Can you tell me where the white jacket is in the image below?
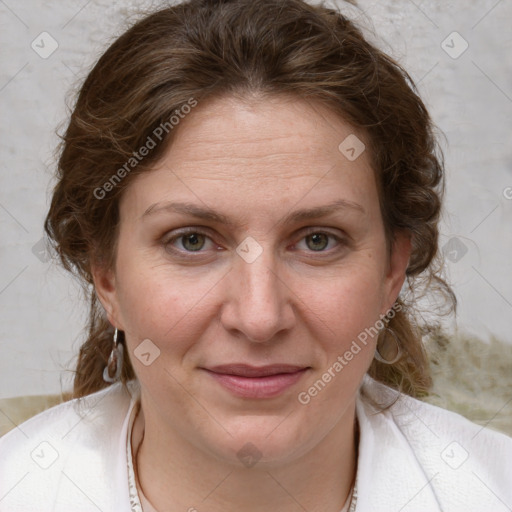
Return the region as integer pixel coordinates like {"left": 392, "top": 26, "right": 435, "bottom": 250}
{"left": 0, "top": 375, "right": 510, "bottom": 511}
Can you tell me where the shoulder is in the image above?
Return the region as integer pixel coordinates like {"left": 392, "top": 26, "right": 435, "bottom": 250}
{"left": 0, "top": 381, "right": 139, "bottom": 511}
{"left": 356, "top": 375, "right": 512, "bottom": 511}
{"left": 361, "top": 375, "right": 512, "bottom": 453}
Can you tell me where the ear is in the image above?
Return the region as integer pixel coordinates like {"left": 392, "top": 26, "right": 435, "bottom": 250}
{"left": 91, "top": 262, "right": 124, "bottom": 330}
{"left": 382, "top": 229, "right": 412, "bottom": 312}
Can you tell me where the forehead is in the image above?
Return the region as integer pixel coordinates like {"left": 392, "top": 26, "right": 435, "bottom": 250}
{"left": 167, "top": 94, "right": 366, "bottom": 169}
{"left": 120, "top": 94, "right": 378, "bottom": 222}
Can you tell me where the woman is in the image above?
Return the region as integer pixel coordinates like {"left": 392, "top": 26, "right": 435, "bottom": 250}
{"left": 0, "top": 0, "right": 510, "bottom": 510}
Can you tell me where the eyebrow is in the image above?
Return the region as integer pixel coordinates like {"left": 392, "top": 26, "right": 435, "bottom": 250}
{"left": 140, "top": 199, "right": 365, "bottom": 226}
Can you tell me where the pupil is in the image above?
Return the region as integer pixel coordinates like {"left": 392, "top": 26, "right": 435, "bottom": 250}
{"left": 309, "top": 233, "right": 327, "bottom": 251}
{"left": 184, "top": 233, "right": 203, "bottom": 251}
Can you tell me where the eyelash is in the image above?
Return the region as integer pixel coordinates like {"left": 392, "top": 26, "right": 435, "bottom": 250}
{"left": 161, "top": 227, "right": 347, "bottom": 258}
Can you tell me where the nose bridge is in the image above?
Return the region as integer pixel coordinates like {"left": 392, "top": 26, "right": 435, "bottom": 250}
{"left": 226, "top": 236, "right": 292, "bottom": 342}
{"left": 240, "top": 247, "right": 278, "bottom": 302}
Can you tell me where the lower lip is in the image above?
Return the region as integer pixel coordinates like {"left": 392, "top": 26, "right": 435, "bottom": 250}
{"left": 203, "top": 369, "right": 308, "bottom": 398}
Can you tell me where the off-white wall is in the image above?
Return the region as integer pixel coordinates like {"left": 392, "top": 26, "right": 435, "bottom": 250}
{"left": 1, "top": 0, "right": 511, "bottom": 398}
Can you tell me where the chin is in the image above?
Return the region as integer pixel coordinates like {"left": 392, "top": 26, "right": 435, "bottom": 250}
{"left": 200, "top": 415, "right": 320, "bottom": 469}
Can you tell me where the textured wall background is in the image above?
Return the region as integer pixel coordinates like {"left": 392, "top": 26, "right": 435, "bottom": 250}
{"left": 1, "top": 0, "right": 511, "bottom": 398}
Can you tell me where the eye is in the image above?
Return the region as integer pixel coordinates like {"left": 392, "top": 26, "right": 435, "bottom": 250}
{"left": 294, "top": 231, "right": 343, "bottom": 253}
{"left": 161, "top": 227, "right": 346, "bottom": 258}
{"left": 163, "top": 229, "right": 216, "bottom": 253}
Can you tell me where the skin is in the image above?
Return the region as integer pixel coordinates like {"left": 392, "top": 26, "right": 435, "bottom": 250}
{"left": 92, "top": 93, "right": 411, "bottom": 512}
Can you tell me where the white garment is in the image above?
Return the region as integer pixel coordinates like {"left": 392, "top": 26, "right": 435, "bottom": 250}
{"left": 0, "top": 375, "right": 510, "bottom": 511}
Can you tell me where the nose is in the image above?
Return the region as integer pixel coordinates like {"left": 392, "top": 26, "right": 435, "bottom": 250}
{"left": 220, "top": 245, "right": 295, "bottom": 343}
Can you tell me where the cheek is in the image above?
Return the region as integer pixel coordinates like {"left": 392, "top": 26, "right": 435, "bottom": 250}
{"left": 305, "top": 260, "right": 386, "bottom": 340}
{"left": 294, "top": 273, "right": 383, "bottom": 418}
{"left": 114, "top": 249, "right": 222, "bottom": 354}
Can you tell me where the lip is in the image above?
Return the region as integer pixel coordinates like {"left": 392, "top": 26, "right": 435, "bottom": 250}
{"left": 202, "top": 364, "right": 310, "bottom": 399}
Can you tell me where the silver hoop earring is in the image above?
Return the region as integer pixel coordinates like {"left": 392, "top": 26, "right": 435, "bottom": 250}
{"left": 374, "top": 326, "right": 402, "bottom": 365}
{"left": 103, "top": 327, "right": 124, "bottom": 383}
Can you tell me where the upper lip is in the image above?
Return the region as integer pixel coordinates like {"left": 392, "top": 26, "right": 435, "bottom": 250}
{"left": 204, "top": 364, "right": 309, "bottom": 377}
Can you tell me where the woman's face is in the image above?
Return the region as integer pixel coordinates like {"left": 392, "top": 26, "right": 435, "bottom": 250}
{"left": 93, "top": 94, "right": 410, "bottom": 466}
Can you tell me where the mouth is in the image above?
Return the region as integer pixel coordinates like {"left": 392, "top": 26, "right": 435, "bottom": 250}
{"left": 201, "top": 364, "right": 311, "bottom": 399}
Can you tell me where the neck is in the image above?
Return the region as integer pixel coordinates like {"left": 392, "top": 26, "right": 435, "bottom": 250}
{"left": 133, "top": 399, "right": 358, "bottom": 512}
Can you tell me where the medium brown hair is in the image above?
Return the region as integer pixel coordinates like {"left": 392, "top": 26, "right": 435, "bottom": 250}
{"left": 44, "top": 0, "right": 455, "bottom": 399}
